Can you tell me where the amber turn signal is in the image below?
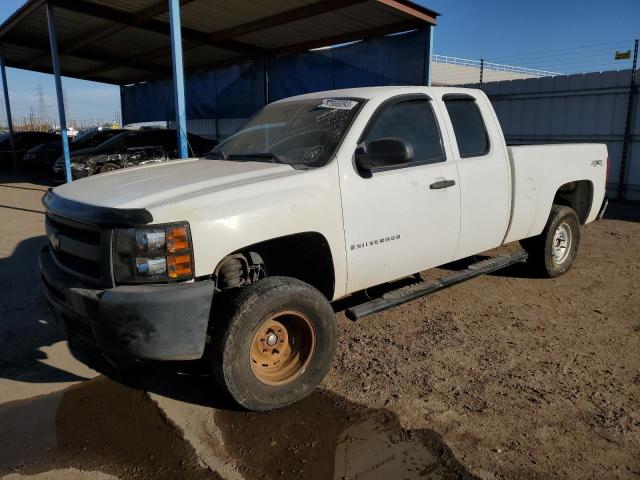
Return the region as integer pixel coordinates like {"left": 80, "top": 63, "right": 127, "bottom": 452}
{"left": 166, "top": 226, "right": 190, "bottom": 253}
{"left": 167, "top": 254, "right": 192, "bottom": 279}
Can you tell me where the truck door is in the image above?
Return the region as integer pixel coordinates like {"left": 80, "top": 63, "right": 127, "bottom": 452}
{"left": 337, "top": 95, "right": 461, "bottom": 294}
{"left": 438, "top": 93, "right": 511, "bottom": 260}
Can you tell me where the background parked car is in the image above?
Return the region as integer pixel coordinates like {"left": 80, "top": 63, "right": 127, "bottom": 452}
{"left": 22, "top": 129, "right": 124, "bottom": 175}
{"left": 0, "top": 131, "right": 60, "bottom": 170}
{"left": 52, "top": 129, "right": 217, "bottom": 182}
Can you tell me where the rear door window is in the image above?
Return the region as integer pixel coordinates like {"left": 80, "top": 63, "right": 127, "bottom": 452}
{"left": 444, "top": 98, "right": 490, "bottom": 158}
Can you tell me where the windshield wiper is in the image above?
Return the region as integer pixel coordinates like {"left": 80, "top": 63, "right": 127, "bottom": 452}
{"left": 227, "top": 152, "right": 284, "bottom": 164}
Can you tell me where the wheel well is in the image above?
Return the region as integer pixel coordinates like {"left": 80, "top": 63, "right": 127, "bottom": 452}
{"left": 553, "top": 180, "right": 593, "bottom": 224}
{"left": 214, "top": 232, "right": 335, "bottom": 300}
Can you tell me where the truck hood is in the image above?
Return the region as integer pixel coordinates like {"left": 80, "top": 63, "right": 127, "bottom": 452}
{"left": 52, "top": 158, "right": 296, "bottom": 209}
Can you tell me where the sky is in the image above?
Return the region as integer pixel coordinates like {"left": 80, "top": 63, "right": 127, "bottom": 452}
{"left": 0, "top": 0, "right": 638, "bottom": 126}
{"left": 0, "top": 0, "right": 120, "bottom": 127}
{"left": 421, "top": 0, "right": 640, "bottom": 73}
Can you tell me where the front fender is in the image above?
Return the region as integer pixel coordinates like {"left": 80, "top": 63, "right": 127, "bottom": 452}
{"left": 148, "top": 164, "right": 348, "bottom": 299}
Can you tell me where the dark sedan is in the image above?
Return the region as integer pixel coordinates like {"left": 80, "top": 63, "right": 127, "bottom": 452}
{"left": 23, "top": 129, "right": 124, "bottom": 175}
{"left": 52, "top": 129, "right": 217, "bottom": 182}
{"left": 0, "top": 131, "right": 60, "bottom": 170}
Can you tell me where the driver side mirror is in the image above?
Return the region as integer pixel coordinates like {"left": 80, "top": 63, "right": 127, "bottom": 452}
{"left": 355, "top": 137, "right": 413, "bottom": 177}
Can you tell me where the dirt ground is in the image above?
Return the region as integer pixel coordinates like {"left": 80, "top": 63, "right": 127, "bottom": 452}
{"left": 0, "top": 176, "right": 639, "bottom": 480}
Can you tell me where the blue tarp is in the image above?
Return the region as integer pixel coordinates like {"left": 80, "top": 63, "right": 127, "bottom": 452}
{"left": 121, "top": 28, "right": 430, "bottom": 124}
{"left": 121, "top": 61, "right": 265, "bottom": 124}
{"left": 269, "top": 29, "right": 430, "bottom": 101}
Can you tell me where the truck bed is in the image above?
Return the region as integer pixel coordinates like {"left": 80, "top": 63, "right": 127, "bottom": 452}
{"left": 503, "top": 143, "right": 608, "bottom": 244}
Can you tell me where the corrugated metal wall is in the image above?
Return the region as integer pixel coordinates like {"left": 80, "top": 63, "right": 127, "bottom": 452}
{"left": 468, "top": 69, "right": 639, "bottom": 200}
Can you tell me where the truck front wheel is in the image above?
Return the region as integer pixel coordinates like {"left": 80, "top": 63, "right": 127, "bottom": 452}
{"left": 211, "top": 276, "right": 336, "bottom": 411}
{"left": 521, "top": 205, "right": 581, "bottom": 277}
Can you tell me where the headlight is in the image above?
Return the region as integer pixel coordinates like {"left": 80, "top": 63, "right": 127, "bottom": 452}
{"left": 113, "top": 222, "right": 194, "bottom": 283}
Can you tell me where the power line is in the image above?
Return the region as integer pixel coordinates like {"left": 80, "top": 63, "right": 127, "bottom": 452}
{"left": 490, "top": 49, "right": 632, "bottom": 65}
{"left": 487, "top": 39, "right": 634, "bottom": 62}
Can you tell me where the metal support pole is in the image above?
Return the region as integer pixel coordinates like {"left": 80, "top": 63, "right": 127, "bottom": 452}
{"left": 480, "top": 58, "right": 484, "bottom": 85}
{"left": 168, "top": 0, "right": 188, "bottom": 158}
{"left": 0, "top": 54, "right": 17, "bottom": 172}
{"left": 617, "top": 37, "right": 639, "bottom": 200}
{"left": 46, "top": 3, "right": 72, "bottom": 183}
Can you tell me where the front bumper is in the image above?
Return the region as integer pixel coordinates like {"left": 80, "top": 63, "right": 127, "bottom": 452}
{"left": 40, "top": 246, "right": 214, "bottom": 361}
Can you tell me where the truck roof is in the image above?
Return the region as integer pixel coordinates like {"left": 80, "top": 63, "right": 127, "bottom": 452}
{"left": 275, "top": 86, "right": 480, "bottom": 102}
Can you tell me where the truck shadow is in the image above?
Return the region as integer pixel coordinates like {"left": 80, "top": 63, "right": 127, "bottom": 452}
{"left": 0, "top": 171, "right": 56, "bottom": 188}
{"left": 0, "top": 235, "right": 90, "bottom": 385}
{"left": 0, "top": 374, "right": 479, "bottom": 480}
{"left": 604, "top": 200, "right": 640, "bottom": 223}
{"left": 67, "top": 340, "right": 241, "bottom": 411}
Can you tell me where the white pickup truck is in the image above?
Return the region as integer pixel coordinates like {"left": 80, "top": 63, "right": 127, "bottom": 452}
{"left": 40, "top": 86, "right": 608, "bottom": 410}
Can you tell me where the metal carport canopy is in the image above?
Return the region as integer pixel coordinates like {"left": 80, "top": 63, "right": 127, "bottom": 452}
{"left": 0, "top": 0, "right": 438, "bottom": 86}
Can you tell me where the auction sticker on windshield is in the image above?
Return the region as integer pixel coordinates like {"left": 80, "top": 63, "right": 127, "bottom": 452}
{"left": 319, "top": 99, "right": 359, "bottom": 110}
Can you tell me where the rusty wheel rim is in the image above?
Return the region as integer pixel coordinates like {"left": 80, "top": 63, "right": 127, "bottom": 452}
{"left": 250, "top": 310, "right": 316, "bottom": 386}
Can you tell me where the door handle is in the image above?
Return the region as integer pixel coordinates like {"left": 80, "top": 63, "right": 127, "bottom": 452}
{"left": 429, "top": 179, "right": 456, "bottom": 189}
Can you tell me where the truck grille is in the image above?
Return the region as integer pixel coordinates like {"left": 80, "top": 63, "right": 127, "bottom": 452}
{"left": 45, "top": 215, "right": 114, "bottom": 287}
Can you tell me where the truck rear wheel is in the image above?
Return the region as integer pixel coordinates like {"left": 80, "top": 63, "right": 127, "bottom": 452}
{"left": 521, "top": 205, "right": 580, "bottom": 277}
{"left": 211, "top": 276, "right": 336, "bottom": 411}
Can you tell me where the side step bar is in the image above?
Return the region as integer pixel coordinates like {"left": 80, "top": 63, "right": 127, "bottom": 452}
{"left": 345, "top": 250, "right": 528, "bottom": 321}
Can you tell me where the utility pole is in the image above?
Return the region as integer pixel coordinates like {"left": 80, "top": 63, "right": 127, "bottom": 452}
{"left": 36, "top": 83, "right": 46, "bottom": 128}
{"left": 617, "top": 37, "right": 638, "bottom": 200}
{"left": 480, "top": 58, "right": 484, "bottom": 85}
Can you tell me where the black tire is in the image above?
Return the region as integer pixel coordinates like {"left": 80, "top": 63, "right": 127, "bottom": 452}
{"left": 211, "top": 276, "right": 336, "bottom": 411}
{"left": 521, "top": 205, "right": 581, "bottom": 278}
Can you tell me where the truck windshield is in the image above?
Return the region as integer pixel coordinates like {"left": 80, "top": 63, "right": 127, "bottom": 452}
{"left": 206, "top": 98, "right": 364, "bottom": 169}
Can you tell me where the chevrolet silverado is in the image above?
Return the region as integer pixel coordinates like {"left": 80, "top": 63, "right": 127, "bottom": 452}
{"left": 40, "top": 86, "right": 608, "bottom": 410}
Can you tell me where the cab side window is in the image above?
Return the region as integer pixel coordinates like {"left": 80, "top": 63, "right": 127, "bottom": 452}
{"left": 444, "top": 98, "right": 489, "bottom": 157}
{"left": 363, "top": 99, "right": 445, "bottom": 166}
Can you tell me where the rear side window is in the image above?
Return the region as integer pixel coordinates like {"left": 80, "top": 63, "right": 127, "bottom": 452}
{"left": 364, "top": 99, "right": 445, "bottom": 165}
{"left": 444, "top": 98, "right": 489, "bottom": 157}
